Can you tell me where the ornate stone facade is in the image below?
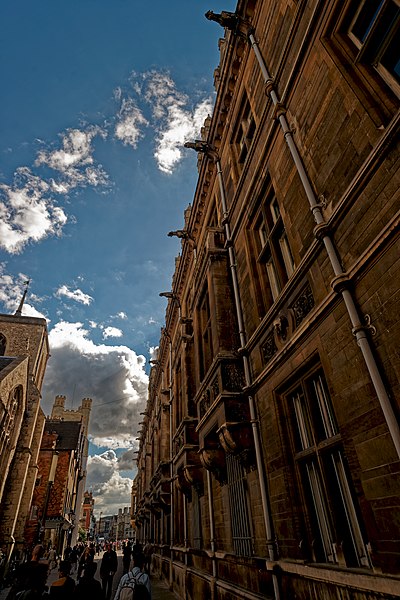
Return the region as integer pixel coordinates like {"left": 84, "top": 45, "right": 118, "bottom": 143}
{"left": 134, "top": 1, "right": 400, "bottom": 599}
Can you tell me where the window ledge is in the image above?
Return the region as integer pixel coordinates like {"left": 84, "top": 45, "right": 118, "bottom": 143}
{"left": 270, "top": 559, "right": 400, "bottom": 595}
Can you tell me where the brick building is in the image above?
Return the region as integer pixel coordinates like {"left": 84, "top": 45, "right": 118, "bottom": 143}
{"left": 80, "top": 490, "right": 95, "bottom": 539}
{"left": 134, "top": 1, "right": 400, "bottom": 599}
{"left": 49, "top": 394, "right": 92, "bottom": 546}
{"left": 24, "top": 415, "right": 85, "bottom": 554}
{"left": 0, "top": 310, "right": 49, "bottom": 571}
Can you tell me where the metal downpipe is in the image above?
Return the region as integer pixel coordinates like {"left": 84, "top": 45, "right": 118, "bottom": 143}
{"left": 216, "top": 161, "right": 281, "bottom": 600}
{"left": 207, "top": 470, "right": 217, "bottom": 579}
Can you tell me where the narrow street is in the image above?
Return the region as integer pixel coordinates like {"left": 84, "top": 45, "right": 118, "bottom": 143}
{"left": 0, "top": 550, "right": 176, "bottom": 600}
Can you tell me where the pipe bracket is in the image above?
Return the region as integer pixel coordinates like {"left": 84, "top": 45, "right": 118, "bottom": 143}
{"left": 273, "top": 101, "right": 287, "bottom": 120}
{"left": 352, "top": 314, "right": 377, "bottom": 337}
{"left": 330, "top": 272, "right": 351, "bottom": 294}
{"left": 313, "top": 221, "right": 330, "bottom": 241}
{"left": 264, "top": 78, "right": 275, "bottom": 95}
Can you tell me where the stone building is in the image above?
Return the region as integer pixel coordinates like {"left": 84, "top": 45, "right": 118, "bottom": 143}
{"left": 134, "top": 1, "right": 400, "bottom": 599}
{"left": 0, "top": 310, "right": 49, "bottom": 570}
{"left": 24, "top": 396, "right": 92, "bottom": 553}
{"left": 50, "top": 394, "right": 92, "bottom": 546}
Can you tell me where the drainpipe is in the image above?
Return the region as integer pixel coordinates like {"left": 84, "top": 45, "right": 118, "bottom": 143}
{"left": 184, "top": 141, "right": 280, "bottom": 600}
{"left": 205, "top": 11, "right": 400, "bottom": 460}
{"left": 162, "top": 328, "right": 174, "bottom": 588}
{"left": 183, "top": 494, "right": 188, "bottom": 567}
{"left": 207, "top": 471, "right": 217, "bottom": 579}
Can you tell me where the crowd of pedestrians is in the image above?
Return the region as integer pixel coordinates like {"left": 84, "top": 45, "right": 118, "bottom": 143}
{"left": 2, "top": 540, "right": 153, "bottom": 600}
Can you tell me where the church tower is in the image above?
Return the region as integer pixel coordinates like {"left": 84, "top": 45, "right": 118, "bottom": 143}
{"left": 0, "top": 290, "right": 50, "bottom": 569}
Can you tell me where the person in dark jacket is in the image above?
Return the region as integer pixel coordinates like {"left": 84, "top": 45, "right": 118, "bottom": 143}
{"left": 73, "top": 562, "right": 104, "bottom": 599}
{"left": 49, "top": 560, "right": 75, "bottom": 598}
{"left": 122, "top": 542, "right": 131, "bottom": 575}
{"left": 100, "top": 543, "right": 118, "bottom": 600}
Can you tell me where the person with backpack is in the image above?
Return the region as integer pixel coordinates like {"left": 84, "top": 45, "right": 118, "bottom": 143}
{"left": 113, "top": 553, "right": 150, "bottom": 600}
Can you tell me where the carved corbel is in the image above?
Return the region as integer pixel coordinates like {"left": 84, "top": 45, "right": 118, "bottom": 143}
{"left": 199, "top": 447, "right": 227, "bottom": 485}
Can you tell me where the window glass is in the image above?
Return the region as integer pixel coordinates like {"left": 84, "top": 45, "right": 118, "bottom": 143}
{"left": 286, "top": 369, "right": 370, "bottom": 567}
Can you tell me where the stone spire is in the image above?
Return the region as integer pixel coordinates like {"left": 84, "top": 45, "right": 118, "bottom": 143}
{"left": 14, "top": 280, "right": 30, "bottom": 316}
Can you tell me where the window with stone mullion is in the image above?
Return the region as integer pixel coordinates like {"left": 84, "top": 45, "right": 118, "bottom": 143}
{"left": 289, "top": 369, "right": 370, "bottom": 568}
{"left": 348, "top": 0, "right": 400, "bottom": 92}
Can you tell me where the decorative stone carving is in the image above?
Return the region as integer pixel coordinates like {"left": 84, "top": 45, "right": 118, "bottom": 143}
{"left": 183, "top": 464, "right": 204, "bottom": 497}
{"left": 217, "top": 421, "right": 256, "bottom": 470}
{"left": 262, "top": 330, "right": 277, "bottom": 364}
{"left": 199, "top": 390, "right": 211, "bottom": 419}
{"left": 290, "top": 282, "right": 315, "bottom": 327}
{"left": 199, "top": 447, "right": 227, "bottom": 485}
{"left": 222, "top": 363, "right": 245, "bottom": 392}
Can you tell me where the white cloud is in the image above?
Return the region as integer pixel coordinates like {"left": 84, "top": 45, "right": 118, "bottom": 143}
{"left": 42, "top": 321, "right": 148, "bottom": 448}
{"left": 0, "top": 168, "right": 67, "bottom": 254}
{"left": 110, "top": 311, "right": 127, "bottom": 320}
{"left": 56, "top": 285, "right": 94, "bottom": 305}
{"left": 89, "top": 320, "right": 98, "bottom": 328}
{"left": 35, "top": 126, "right": 109, "bottom": 192}
{"left": 115, "top": 98, "right": 148, "bottom": 148}
{"left": 102, "top": 326, "right": 123, "bottom": 339}
{"left": 87, "top": 450, "right": 133, "bottom": 516}
{"left": 139, "top": 71, "right": 213, "bottom": 174}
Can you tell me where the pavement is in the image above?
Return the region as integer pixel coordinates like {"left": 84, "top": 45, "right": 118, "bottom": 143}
{"left": 0, "top": 550, "right": 176, "bottom": 600}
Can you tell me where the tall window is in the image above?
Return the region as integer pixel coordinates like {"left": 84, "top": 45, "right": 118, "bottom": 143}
{"left": 231, "top": 94, "right": 256, "bottom": 178}
{"left": 226, "top": 454, "right": 253, "bottom": 556}
{"left": 286, "top": 368, "right": 370, "bottom": 568}
{"left": 250, "top": 179, "right": 295, "bottom": 314}
{"left": 0, "top": 333, "right": 6, "bottom": 356}
{"left": 175, "top": 360, "right": 183, "bottom": 429}
{"left": 198, "top": 288, "right": 213, "bottom": 380}
{"left": 191, "top": 488, "right": 202, "bottom": 550}
{"left": 348, "top": 0, "right": 400, "bottom": 91}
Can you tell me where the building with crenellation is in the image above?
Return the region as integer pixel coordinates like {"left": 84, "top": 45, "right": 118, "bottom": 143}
{"left": 24, "top": 395, "right": 92, "bottom": 553}
{"left": 133, "top": 1, "right": 400, "bottom": 599}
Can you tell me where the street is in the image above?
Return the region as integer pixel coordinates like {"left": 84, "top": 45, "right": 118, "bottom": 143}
{"left": 1, "top": 550, "right": 176, "bottom": 600}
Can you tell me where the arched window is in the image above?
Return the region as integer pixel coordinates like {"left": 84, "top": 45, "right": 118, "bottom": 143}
{"left": 0, "top": 333, "right": 6, "bottom": 356}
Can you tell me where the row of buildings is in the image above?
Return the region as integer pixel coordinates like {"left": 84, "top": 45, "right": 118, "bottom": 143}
{"left": 133, "top": 0, "right": 400, "bottom": 599}
{"left": 0, "top": 309, "right": 92, "bottom": 573}
{"left": 95, "top": 507, "right": 135, "bottom": 543}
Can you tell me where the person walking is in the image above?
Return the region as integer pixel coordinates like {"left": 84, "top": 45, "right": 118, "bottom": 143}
{"left": 142, "top": 541, "right": 153, "bottom": 575}
{"left": 122, "top": 542, "right": 131, "bottom": 575}
{"left": 113, "top": 553, "right": 150, "bottom": 600}
{"left": 49, "top": 560, "right": 75, "bottom": 598}
{"left": 73, "top": 561, "right": 104, "bottom": 599}
{"left": 77, "top": 546, "right": 93, "bottom": 580}
{"left": 100, "top": 542, "right": 118, "bottom": 600}
{"left": 47, "top": 546, "right": 58, "bottom": 572}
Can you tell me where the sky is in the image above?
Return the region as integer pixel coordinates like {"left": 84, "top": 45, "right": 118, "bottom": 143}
{"left": 0, "top": 0, "right": 236, "bottom": 517}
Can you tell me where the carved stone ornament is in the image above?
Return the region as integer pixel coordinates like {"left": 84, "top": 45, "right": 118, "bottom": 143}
{"left": 198, "top": 447, "right": 227, "bottom": 485}
{"left": 199, "top": 389, "right": 211, "bottom": 419}
{"left": 183, "top": 464, "right": 204, "bottom": 497}
{"left": 217, "top": 421, "right": 253, "bottom": 455}
{"left": 290, "top": 282, "right": 315, "bottom": 327}
{"left": 176, "top": 468, "right": 192, "bottom": 497}
{"left": 222, "top": 363, "right": 245, "bottom": 392}
{"left": 262, "top": 330, "right": 277, "bottom": 364}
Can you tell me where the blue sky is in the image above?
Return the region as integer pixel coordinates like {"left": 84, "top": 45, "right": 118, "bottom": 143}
{"left": 0, "top": 0, "right": 235, "bottom": 515}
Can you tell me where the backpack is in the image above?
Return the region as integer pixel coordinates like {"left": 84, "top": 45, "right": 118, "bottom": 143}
{"left": 119, "top": 574, "right": 150, "bottom": 600}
